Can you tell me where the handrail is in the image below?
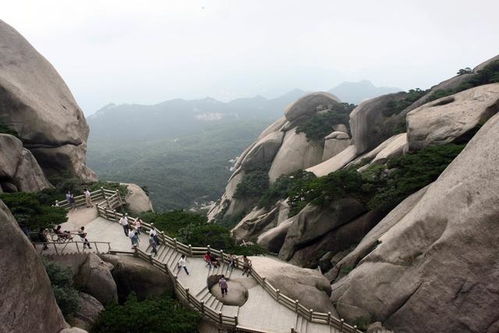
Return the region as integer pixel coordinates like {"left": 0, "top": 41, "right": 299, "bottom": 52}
{"left": 38, "top": 241, "right": 112, "bottom": 256}
{"left": 56, "top": 193, "right": 361, "bottom": 333}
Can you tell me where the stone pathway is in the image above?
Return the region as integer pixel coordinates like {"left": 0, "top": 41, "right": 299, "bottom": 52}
{"left": 41, "top": 207, "right": 345, "bottom": 333}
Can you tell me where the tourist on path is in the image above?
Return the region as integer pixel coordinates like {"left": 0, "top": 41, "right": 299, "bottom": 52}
{"left": 149, "top": 235, "right": 158, "bottom": 256}
{"left": 66, "top": 191, "right": 76, "bottom": 210}
{"left": 219, "top": 275, "right": 228, "bottom": 297}
{"left": 149, "top": 224, "right": 160, "bottom": 245}
{"left": 242, "top": 255, "right": 252, "bottom": 276}
{"left": 84, "top": 188, "right": 93, "bottom": 208}
{"left": 134, "top": 218, "right": 142, "bottom": 234}
{"left": 39, "top": 228, "right": 49, "bottom": 250}
{"left": 119, "top": 215, "right": 130, "bottom": 236}
{"left": 204, "top": 251, "right": 213, "bottom": 268}
{"left": 78, "top": 226, "right": 92, "bottom": 249}
{"left": 177, "top": 254, "right": 190, "bottom": 275}
{"left": 54, "top": 225, "right": 73, "bottom": 241}
{"left": 228, "top": 254, "right": 237, "bottom": 269}
{"left": 130, "top": 229, "right": 139, "bottom": 249}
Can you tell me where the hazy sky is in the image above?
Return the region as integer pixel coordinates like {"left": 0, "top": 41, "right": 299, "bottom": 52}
{"left": 3, "top": 0, "right": 499, "bottom": 114}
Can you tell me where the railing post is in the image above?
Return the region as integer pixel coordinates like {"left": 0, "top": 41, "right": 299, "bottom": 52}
{"left": 95, "top": 242, "right": 100, "bottom": 254}
{"left": 75, "top": 241, "right": 80, "bottom": 253}
{"left": 276, "top": 289, "right": 280, "bottom": 301}
{"left": 189, "top": 244, "right": 192, "bottom": 256}
{"left": 116, "top": 189, "right": 123, "bottom": 207}
{"left": 340, "top": 318, "right": 344, "bottom": 332}
{"left": 134, "top": 247, "right": 138, "bottom": 257}
{"left": 186, "top": 288, "right": 190, "bottom": 302}
{"left": 327, "top": 311, "right": 331, "bottom": 325}
{"left": 173, "top": 238, "right": 177, "bottom": 250}
{"left": 103, "top": 187, "right": 111, "bottom": 209}
{"left": 164, "top": 263, "right": 169, "bottom": 273}
{"left": 219, "top": 311, "right": 222, "bottom": 324}
{"left": 220, "top": 250, "right": 224, "bottom": 263}
{"left": 262, "top": 277, "right": 266, "bottom": 286}
{"left": 149, "top": 253, "right": 153, "bottom": 264}
{"left": 53, "top": 243, "right": 58, "bottom": 255}
{"left": 295, "top": 299, "right": 299, "bottom": 312}
{"left": 309, "top": 309, "right": 313, "bottom": 322}
{"left": 201, "top": 301, "right": 205, "bottom": 314}
{"left": 235, "top": 315, "right": 238, "bottom": 326}
{"left": 353, "top": 325, "right": 358, "bottom": 332}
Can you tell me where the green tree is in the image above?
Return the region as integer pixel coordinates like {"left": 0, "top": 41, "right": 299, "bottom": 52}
{"left": 91, "top": 294, "right": 201, "bottom": 333}
{"left": 43, "top": 260, "right": 80, "bottom": 317}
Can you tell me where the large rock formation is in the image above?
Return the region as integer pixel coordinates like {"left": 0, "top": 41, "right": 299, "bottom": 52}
{"left": 0, "top": 134, "right": 52, "bottom": 192}
{"left": 330, "top": 113, "right": 499, "bottom": 333}
{"left": 100, "top": 254, "right": 174, "bottom": 302}
{"left": 0, "top": 20, "right": 95, "bottom": 181}
{"left": 74, "top": 253, "right": 118, "bottom": 305}
{"left": 250, "top": 256, "right": 336, "bottom": 314}
{"left": 268, "top": 129, "right": 323, "bottom": 182}
{"left": 121, "top": 183, "right": 154, "bottom": 214}
{"left": 284, "top": 92, "right": 340, "bottom": 122}
{"left": 68, "top": 292, "right": 104, "bottom": 331}
{"left": 349, "top": 92, "right": 407, "bottom": 155}
{"left": 407, "top": 83, "right": 499, "bottom": 151}
{"left": 0, "top": 200, "right": 67, "bottom": 333}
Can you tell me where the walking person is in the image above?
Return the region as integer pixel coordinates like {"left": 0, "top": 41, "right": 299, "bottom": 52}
{"left": 66, "top": 191, "right": 76, "bottom": 210}
{"left": 135, "top": 218, "right": 142, "bottom": 235}
{"left": 149, "top": 224, "right": 160, "bottom": 245}
{"left": 119, "top": 214, "right": 129, "bottom": 236}
{"left": 129, "top": 229, "right": 139, "bottom": 249}
{"left": 242, "top": 255, "right": 252, "bottom": 276}
{"left": 228, "top": 254, "right": 237, "bottom": 270}
{"left": 219, "top": 275, "right": 228, "bottom": 297}
{"left": 177, "top": 254, "right": 190, "bottom": 275}
{"left": 83, "top": 188, "right": 93, "bottom": 208}
{"left": 39, "top": 227, "right": 49, "bottom": 250}
{"left": 203, "top": 251, "right": 212, "bottom": 269}
{"left": 78, "top": 226, "right": 92, "bottom": 249}
{"left": 149, "top": 235, "right": 158, "bottom": 256}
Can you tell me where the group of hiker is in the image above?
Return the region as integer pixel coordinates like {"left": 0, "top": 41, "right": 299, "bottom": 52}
{"left": 61, "top": 189, "right": 94, "bottom": 210}
{"left": 118, "top": 214, "right": 160, "bottom": 253}
{"left": 39, "top": 224, "right": 92, "bottom": 250}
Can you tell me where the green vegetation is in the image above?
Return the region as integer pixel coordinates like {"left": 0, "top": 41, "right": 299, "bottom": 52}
{"left": 384, "top": 88, "right": 428, "bottom": 117}
{"left": 140, "top": 210, "right": 266, "bottom": 255}
{"left": 296, "top": 103, "right": 355, "bottom": 141}
{"left": 428, "top": 60, "right": 499, "bottom": 101}
{"left": 252, "top": 144, "right": 465, "bottom": 217}
{"left": 0, "top": 192, "right": 67, "bottom": 230}
{"left": 234, "top": 169, "right": 269, "bottom": 199}
{"left": 88, "top": 120, "right": 269, "bottom": 211}
{"left": 92, "top": 293, "right": 201, "bottom": 333}
{"left": 43, "top": 260, "right": 80, "bottom": 318}
{"left": 457, "top": 67, "right": 473, "bottom": 75}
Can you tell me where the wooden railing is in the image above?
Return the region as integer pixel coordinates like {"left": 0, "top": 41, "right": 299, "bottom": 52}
{"left": 56, "top": 187, "right": 123, "bottom": 210}
{"left": 94, "top": 198, "right": 362, "bottom": 333}
{"left": 40, "top": 241, "right": 111, "bottom": 255}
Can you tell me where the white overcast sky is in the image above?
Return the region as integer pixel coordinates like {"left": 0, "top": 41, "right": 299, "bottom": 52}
{"left": 3, "top": 0, "right": 499, "bottom": 114}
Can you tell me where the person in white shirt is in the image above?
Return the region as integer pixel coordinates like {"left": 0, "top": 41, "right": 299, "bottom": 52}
{"left": 119, "top": 215, "right": 129, "bottom": 236}
{"left": 177, "top": 254, "right": 189, "bottom": 275}
{"left": 84, "top": 189, "right": 93, "bottom": 208}
{"left": 149, "top": 223, "right": 160, "bottom": 245}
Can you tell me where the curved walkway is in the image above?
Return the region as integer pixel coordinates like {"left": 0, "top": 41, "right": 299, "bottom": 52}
{"left": 40, "top": 206, "right": 360, "bottom": 333}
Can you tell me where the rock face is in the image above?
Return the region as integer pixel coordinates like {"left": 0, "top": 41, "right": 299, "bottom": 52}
{"left": 0, "top": 134, "right": 52, "bottom": 192}
{"left": 349, "top": 92, "right": 407, "bottom": 155}
{"left": 250, "top": 256, "right": 336, "bottom": 314}
{"left": 0, "top": 20, "right": 95, "bottom": 181}
{"left": 74, "top": 253, "right": 118, "bottom": 305}
{"left": 121, "top": 183, "right": 154, "bottom": 214}
{"left": 268, "top": 129, "right": 323, "bottom": 182}
{"left": 284, "top": 92, "right": 339, "bottom": 122}
{"left": 330, "top": 113, "right": 499, "bottom": 333}
{"left": 306, "top": 144, "right": 358, "bottom": 177}
{"left": 0, "top": 200, "right": 66, "bottom": 333}
{"left": 100, "top": 254, "right": 174, "bottom": 302}
{"left": 239, "top": 131, "right": 284, "bottom": 171}
{"left": 278, "top": 199, "right": 368, "bottom": 266}
{"left": 322, "top": 131, "right": 351, "bottom": 161}
{"left": 407, "top": 83, "right": 499, "bottom": 151}
{"left": 68, "top": 292, "right": 104, "bottom": 331}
